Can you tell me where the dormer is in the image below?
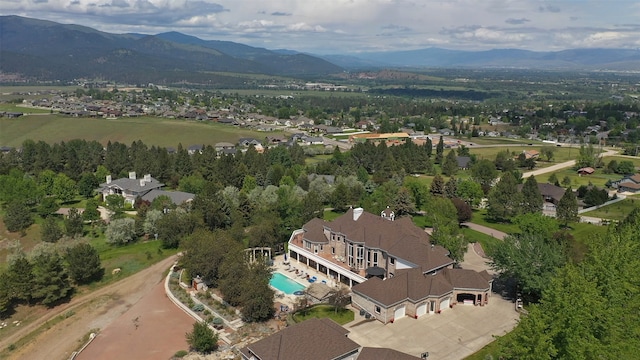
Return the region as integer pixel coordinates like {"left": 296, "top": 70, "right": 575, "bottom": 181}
{"left": 381, "top": 206, "right": 395, "bottom": 221}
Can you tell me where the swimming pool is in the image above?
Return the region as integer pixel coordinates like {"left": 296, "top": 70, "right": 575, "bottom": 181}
{"left": 270, "top": 272, "right": 306, "bottom": 294}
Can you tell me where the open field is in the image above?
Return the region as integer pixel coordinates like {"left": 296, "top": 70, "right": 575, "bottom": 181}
{"left": 534, "top": 168, "right": 621, "bottom": 188}
{"left": 0, "top": 114, "right": 284, "bottom": 147}
{"left": 470, "top": 145, "right": 579, "bottom": 163}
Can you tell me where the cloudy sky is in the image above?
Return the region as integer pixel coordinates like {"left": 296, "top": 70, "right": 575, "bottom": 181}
{"left": 3, "top": 0, "right": 640, "bottom": 53}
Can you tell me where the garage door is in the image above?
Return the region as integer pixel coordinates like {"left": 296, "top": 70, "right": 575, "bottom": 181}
{"left": 416, "top": 303, "right": 427, "bottom": 317}
{"left": 394, "top": 305, "right": 406, "bottom": 319}
{"left": 440, "top": 298, "right": 450, "bottom": 311}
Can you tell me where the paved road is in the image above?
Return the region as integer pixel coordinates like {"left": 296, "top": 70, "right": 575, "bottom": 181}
{"left": 462, "top": 222, "right": 508, "bottom": 240}
{"left": 521, "top": 148, "right": 618, "bottom": 178}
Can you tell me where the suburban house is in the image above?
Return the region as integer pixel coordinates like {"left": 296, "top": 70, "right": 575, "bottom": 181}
{"left": 187, "top": 144, "right": 204, "bottom": 155}
{"left": 288, "top": 208, "right": 493, "bottom": 323}
{"left": 518, "top": 182, "right": 566, "bottom": 211}
{"left": 239, "top": 318, "right": 419, "bottom": 360}
{"left": 456, "top": 156, "right": 472, "bottom": 170}
{"left": 613, "top": 173, "right": 640, "bottom": 193}
{"left": 99, "top": 172, "right": 164, "bottom": 206}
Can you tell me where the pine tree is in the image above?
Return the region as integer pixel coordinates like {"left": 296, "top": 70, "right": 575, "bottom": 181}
{"left": 435, "top": 135, "right": 444, "bottom": 164}
{"left": 442, "top": 149, "right": 458, "bottom": 176}
{"left": 430, "top": 174, "right": 445, "bottom": 196}
{"left": 521, "top": 175, "right": 543, "bottom": 214}
{"left": 556, "top": 187, "right": 578, "bottom": 226}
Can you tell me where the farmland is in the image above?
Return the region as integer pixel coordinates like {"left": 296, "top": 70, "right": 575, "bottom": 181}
{"left": 0, "top": 114, "right": 283, "bottom": 148}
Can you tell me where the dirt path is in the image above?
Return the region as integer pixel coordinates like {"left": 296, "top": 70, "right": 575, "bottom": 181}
{"left": 0, "top": 255, "right": 178, "bottom": 360}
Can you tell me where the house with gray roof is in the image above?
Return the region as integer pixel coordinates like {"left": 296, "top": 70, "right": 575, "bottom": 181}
{"left": 140, "top": 189, "right": 194, "bottom": 206}
{"left": 99, "top": 172, "right": 163, "bottom": 206}
{"left": 239, "top": 318, "right": 418, "bottom": 360}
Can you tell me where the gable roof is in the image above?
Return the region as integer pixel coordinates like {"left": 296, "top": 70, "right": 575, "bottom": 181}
{"left": 352, "top": 268, "right": 492, "bottom": 307}
{"left": 456, "top": 156, "right": 472, "bottom": 168}
{"left": 99, "top": 176, "right": 163, "bottom": 193}
{"left": 537, "top": 183, "right": 565, "bottom": 201}
{"left": 140, "top": 189, "right": 194, "bottom": 205}
{"left": 240, "top": 318, "right": 359, "bottom": 360}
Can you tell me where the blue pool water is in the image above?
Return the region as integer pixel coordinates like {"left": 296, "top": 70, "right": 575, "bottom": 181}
{"left": 270, "top": 272, "right": 306, "bottom": 294}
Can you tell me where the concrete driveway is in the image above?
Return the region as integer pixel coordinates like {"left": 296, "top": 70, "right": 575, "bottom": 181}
{"left": 347, "top": 297, "right": 518, "bottom": 360}
{"left": 346, "top": 244, "right": 519, "bottom": 359}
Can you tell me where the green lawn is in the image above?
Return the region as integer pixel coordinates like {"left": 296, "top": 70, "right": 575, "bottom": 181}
{"left": 0, "top": 114, "right": 285, "bottom": 147}
{"left": 461, "top": 227, "right": 502, "bottom": 257}
{"left": 292, "top": 304, "right": 354, "bottom": 325}
{"left": 580, "top": 197, "right": 640, "bottom": 221}
{"left": 84, "top": 237, "right": 178, "bottom": 288}
{"left": 470, "top": 209, "right": 519, "bottom": 234}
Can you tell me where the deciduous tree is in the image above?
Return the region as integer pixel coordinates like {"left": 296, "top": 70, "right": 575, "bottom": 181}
{"left": 105, "top": 218, "right": 137, "bottom": 245}
{"left": 186, "top": 321, "right": 218, "bottom": 353}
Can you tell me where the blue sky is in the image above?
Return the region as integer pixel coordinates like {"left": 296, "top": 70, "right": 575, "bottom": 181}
{"left": 2, "top": 0, "right": 640, "bottom": 53}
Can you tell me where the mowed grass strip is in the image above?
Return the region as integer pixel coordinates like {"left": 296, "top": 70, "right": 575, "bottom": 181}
{"left": 0, "top": 114, "right": 284, "bottom": 147}
{"left": 292, "top": 305, "right": 354, "bottom": 325}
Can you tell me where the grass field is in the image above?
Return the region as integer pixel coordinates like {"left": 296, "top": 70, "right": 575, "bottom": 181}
{"left": 292, "top": 304, "right": 354, "bottom": 325}
{"left": 218, "top": 89, "right": 366, "bottom": 98}
{"left": 0, "top": 104, "right": 52, "bottom": 114}
{"left": 581, "top": 197, "right": 640, "bottom": 220}
{"left": 534, "top": 168, "right": 620, "bottom": 188}
{"left": 0, "top": 114, "right": 284, "bottom": 147}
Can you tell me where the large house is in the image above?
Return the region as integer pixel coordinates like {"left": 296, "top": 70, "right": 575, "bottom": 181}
{"left": 240, "top": 318, "right": 418, "bottom": 360}
{"left": 99, "top": 173, "right": 194, "bottom": 206}
{"left": 613, "top": 173, "right": 640, "bottom": 193}
{"left": 288, "top": 208, "right": 493, "bottom": 323}
{"left": 288, "top": 208, "right": 454, "bottom": 288}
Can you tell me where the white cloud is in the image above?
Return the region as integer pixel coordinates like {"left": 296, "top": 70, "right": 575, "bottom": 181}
{"left": 2, "top": 0, "right": 640, "bottom": 52}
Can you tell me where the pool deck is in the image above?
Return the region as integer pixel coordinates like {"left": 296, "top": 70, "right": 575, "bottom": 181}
{"left": 272, "top": 254, "right": 340, "bottom": 307}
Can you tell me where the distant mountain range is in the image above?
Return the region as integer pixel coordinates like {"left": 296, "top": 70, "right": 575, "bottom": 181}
{"left": 0, "top": 15, "right": 342, "bottom": 83}
{"left": 2, "top": 15, "right": 640, "bottom": 84}
{"left": 323, "top": 47, "right": 640, "bottom": 71}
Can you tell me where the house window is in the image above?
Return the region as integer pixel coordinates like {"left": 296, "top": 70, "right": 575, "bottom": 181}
{"left": 374, "top": 306, "right": 381, "bottom": 314}
{"left": 373, "top": 252, "right": 378, "bottom": 267}
{"left": 389, "top": 257, "right": 395, "bottom": 265}
{"left": 332, "top": 247, "right": 335, "bottom": 254}
{"left": 305, "top": 242, "right": 311, "bottom": 250}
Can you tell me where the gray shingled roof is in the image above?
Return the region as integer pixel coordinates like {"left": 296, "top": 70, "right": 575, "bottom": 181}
{"left": 99, "top": 176, "right": 164, "bottom": 193}
{"left": 240, "top": 318, "right": 359, "bottom": 360}
{"left": 352, "top": 267, "right": 492, "bottom": 307}
{"left": 311, "top": 209, "right": 453, "bottom": 272}
{"left": 140, "top": 189, "right": 194, "bottom": 205}
{"left": 358, "top": 347, "right": 420, "bottom": 360}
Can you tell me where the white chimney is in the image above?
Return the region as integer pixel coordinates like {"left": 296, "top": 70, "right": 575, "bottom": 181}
{"left": 139, "top": 179, "right": 145, "bottom": 187}
{"left": 353, "top": 207, "right": 364, "bottom": 221}
{"left": 144, "top": 174, "right": 151, "bottom": 182}
{"left": 106, "top": 175, "right": 112, "bottom": 184}
{"left": 129, "top": 171, "right": 136, "bottom": 179}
